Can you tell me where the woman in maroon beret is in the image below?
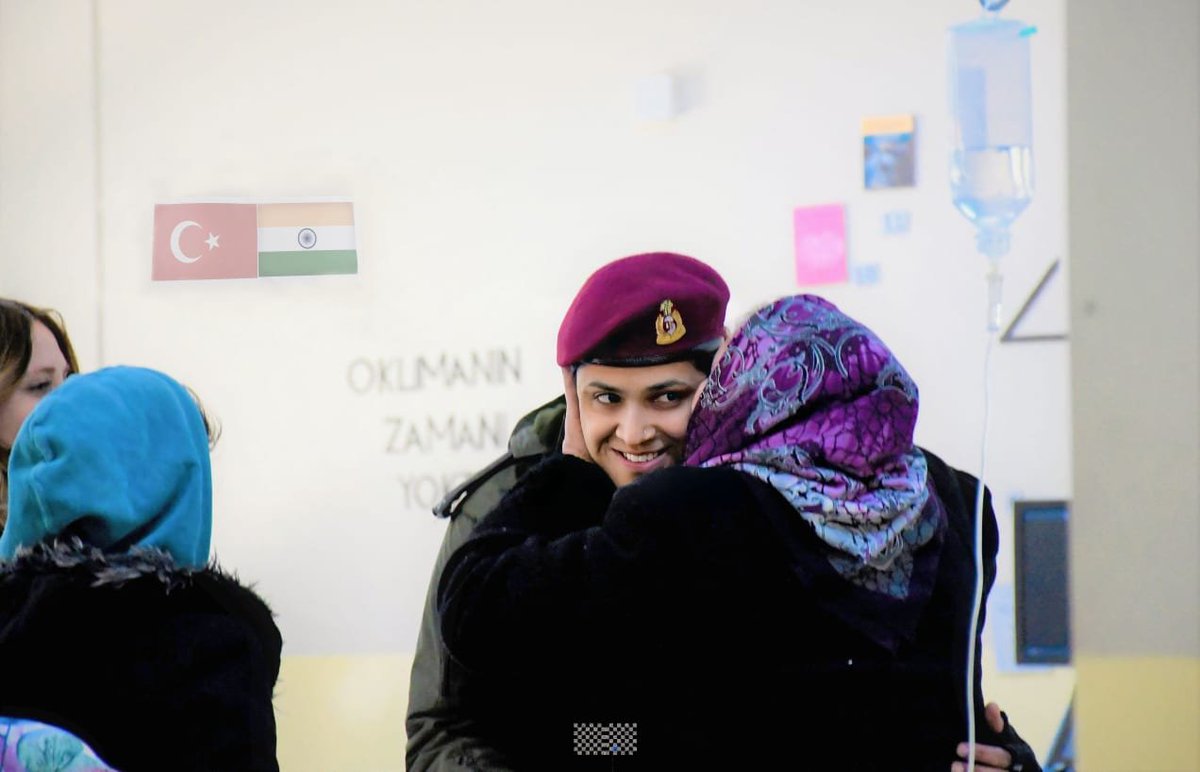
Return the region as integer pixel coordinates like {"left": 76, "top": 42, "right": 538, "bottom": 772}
{"left": 552, "top": 251, "right": 730, "bottom": 489}
{"left": 438, "top": 293, "right": 1038, "bottom": 772}
{"left": 408, "top": 251, "right": 734, "bottom": 770}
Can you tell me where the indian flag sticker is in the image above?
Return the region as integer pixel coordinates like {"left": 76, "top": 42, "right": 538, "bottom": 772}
{"left": 257, "top": 202, "right": 357, "bottom": 276}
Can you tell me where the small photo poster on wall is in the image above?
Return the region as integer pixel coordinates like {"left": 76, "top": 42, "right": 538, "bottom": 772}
{"left": 862, "top": 114, "right": 916, "bottom": 189}
{"left": 793, "top": 203, "right": 848, "bottom": 286}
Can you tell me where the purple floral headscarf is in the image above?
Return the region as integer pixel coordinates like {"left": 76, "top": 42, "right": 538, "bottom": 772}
{"left": 684, "top": 295, "right": 944, "bottom": 633}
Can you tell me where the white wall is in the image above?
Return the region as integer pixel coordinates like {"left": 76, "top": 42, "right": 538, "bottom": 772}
{"left": 1067, "top": 0, "right": 1200, "bottom": 768}
{"left": 0, "top": 0, "right": 100, "bottom": 365}
{"left": 2, "top": 0, "right": 1074, "bottom": 762}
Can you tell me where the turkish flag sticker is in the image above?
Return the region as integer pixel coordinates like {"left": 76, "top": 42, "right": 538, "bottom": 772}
{"left": 152, "top": 203, "right": 258, "bottom": 281}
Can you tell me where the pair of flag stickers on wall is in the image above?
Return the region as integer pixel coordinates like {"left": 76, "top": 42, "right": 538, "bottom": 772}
{"left": 152, "top": 201, "right": 357, "bottom": 281}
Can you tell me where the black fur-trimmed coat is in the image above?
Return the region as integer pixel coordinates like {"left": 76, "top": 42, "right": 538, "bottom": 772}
{"left": 0, "top": 539, "right": 281, "bottom": 772}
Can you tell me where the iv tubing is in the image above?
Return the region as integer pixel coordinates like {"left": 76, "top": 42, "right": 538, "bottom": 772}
{"left": 966, "top": 267, "right": 1000, "bottom": 772}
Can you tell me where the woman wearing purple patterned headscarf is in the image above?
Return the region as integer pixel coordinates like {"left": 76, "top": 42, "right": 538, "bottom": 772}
{"left": 684, "top": 294, "right": 945, "bottom": 648}
{"left": 439, "top": 295, "right": 1038, "bottom": 772}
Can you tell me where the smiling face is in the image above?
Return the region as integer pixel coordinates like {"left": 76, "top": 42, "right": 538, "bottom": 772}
{"left": 575, "top": 360, "right": 708, "bottom": 487}
{"left": 0, "top": 320, "right": 71, "bottom": 449}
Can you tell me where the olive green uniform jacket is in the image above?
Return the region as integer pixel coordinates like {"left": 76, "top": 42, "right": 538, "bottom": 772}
{"left": 406, "top": 398, "right": 564, "bottom": 772}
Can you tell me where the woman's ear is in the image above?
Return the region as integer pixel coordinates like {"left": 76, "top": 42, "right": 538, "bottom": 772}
{"left": 560, "top": 367, "right": 592, "bottom": 462}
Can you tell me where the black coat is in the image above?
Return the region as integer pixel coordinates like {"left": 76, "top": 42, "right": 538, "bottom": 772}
{"left": 439, "top": 450, "right": 1008, "bottom": 771}
{"left": 0, "top": 540, "right": 281, "bottom": 772}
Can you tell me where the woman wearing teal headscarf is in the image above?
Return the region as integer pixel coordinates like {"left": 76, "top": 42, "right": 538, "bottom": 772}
{"left": 0, "top": 366, "right": 281, "bottom": 772}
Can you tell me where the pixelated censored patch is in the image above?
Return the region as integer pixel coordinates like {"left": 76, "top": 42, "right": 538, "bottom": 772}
{"left": 573, "top": 722, "right": 638, "bottom": 756}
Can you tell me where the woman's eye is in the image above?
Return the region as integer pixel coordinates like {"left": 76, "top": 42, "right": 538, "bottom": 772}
{"left": 26, "top": 380, "right": 52, "bottom": 394}
{"left": 654, "top": 391, "right": 687, "bottom": 405}
{"left": 595, "top": 392, "right": 620, "bottom": 405}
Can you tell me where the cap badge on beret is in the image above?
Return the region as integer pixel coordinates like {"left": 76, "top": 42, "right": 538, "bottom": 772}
{"left": 655, "top": 299, "right": 686, "bottom": 346}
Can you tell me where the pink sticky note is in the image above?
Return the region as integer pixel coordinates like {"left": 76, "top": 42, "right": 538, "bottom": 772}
{"left": 793, "top": 204, "right": 848, "bottom": 285}
{"left": 152, "top": 203, "right": 259, "bottom": 281}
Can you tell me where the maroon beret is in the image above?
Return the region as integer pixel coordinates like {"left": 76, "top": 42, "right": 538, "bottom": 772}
{"left": 557, "top": 252, "right": 730, "bottom": 366}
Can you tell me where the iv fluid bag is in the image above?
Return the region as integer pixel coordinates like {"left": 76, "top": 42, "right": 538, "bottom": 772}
{"left": 948, "top": 16, "right": 1034, "bottom": 258}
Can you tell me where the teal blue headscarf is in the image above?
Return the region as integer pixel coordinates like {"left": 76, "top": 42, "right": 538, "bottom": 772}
{"left": 0, "top": 366, "right": 212, "bottom": 568}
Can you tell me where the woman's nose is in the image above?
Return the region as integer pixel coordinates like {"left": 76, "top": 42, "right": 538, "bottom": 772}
{"left": 615, "top": 412, "right": 654, "bottom": 445}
